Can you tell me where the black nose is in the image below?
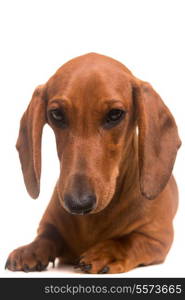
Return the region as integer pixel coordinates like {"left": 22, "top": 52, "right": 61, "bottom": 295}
{"left": 64, "top": 193, "right": 96, "bottom": 215}
{"left": 63, "top": 174, "right": 96, "bottom": 215}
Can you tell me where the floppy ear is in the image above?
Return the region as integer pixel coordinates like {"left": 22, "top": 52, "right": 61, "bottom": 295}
{"left": 134, "top": 81, "right": 181, "bottom": 200}
{"left": 16, "top": 85, "right": 46, "bottom": 199}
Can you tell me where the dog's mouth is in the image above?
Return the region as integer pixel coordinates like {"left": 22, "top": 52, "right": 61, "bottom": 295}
{"left": 66, "top": 206, "right": 94, "bottom": 215}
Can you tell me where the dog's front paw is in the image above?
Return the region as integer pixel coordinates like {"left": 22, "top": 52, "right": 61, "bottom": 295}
{"left": 75, "top": 240, "right": 129, "bottom": 274}
{"left": 5, "top": 239, "right": 56, "bottom": 272}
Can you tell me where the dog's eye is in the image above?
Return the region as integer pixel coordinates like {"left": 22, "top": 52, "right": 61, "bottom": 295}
{"left": 50, "top": 109, "right": 63, "bottom": 121}
{"left": 49, "top": 109, "right": 68, "bottom": 128}
{"left": 104, "top": 109, "right": 126, "bottom": 129}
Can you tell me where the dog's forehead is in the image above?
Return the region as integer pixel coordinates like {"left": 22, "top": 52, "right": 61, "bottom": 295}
{"left": 47, "top": 53, "right": 133, "bottom": 106}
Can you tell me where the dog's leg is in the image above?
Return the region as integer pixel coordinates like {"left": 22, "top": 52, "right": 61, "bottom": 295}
{"left": 76, "top": 229, "right": 173, "bottom": 274}
{"left": 5, "top": 223, "right": 63, "bottom": 272}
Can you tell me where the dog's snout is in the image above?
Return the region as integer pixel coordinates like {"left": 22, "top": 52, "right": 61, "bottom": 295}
{"left": 63, "top": 174, "right": 96, "bottom": 215}
{"left": 64, "top": 193, "right": 96, "bottom": 215}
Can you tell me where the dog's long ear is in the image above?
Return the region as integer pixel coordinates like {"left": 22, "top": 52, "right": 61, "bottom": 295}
{"left": 133, "top": 81, "right": 181, "bottom": 200}
{"left": 16, "top": 85, "right": 46, "bottom": 199}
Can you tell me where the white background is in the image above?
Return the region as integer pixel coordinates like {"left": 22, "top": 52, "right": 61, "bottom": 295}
{"left": 0, "top": 0, "right": 184, "bottom": 278}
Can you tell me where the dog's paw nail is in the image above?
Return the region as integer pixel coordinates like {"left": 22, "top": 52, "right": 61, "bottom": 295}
{"left": 36, "top": 262, "right": 43, "bottom": 271}
{"left": 23, "top": 264, "right": 30, "bottom": 272}
{"left": 98, "top": 266, "right": 109, "bottom": 274}
{"left": 75, "top": 261, "right": 86, "bottom": 269}
{"left": 37, "top": 262, "right": 47, "bottom": 271}
{"left": 78, "top": 261, "right": 85, "bottom": 267}
{"left": 49, "top": 257, "right": 55, "bottom": 268}
{"left": 5, "top": 259, "right": 10, "bottom": 270}
{"left": 82, "top": 264, "right": 92, "bottom": 271}
{"left": 74, "top": 264, "right": 80, "bottom": 269}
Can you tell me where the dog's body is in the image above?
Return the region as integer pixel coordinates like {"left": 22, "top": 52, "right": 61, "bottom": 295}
{"left": 6, "top": 53, "right": 181, "bottom": 273}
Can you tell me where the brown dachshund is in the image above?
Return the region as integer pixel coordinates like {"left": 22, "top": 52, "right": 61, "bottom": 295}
{"left": 6, "top": 53, "right": 181, "bottom": 274}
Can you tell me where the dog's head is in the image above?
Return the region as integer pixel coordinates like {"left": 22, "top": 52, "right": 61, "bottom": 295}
{"left": 16, "top": 53, "right": 181, "bottom": 215}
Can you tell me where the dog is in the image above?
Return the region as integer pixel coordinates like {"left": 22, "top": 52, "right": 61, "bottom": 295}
{"left": 5, "top": 53, "right": 181, "bottom": 274}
